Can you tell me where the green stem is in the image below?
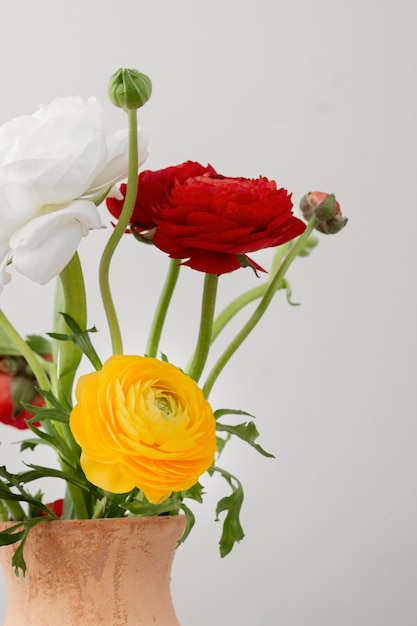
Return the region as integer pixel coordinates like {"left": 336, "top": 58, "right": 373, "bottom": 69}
{"left": 146, "top": 259, "right": 181, "bottom": 358}
{"left": 60, "top": 462, "right": 90, "bottom": 520}
{"left": 202, "top": 219, "right": 318, "bottom": 398}
{"left": 211, "top": 243, "right": 292, "bottom": 344}
{"left": 211, "top": 284, "right": 266, "bottom": 344}
{"left": 99, "top": 109, "right": 139, "bottom": 355}
{"left": 53, "top": 252, "right": 87, "bottom": 401}
{"left": 186, "top": 273, "right": 219, "bottom": 382}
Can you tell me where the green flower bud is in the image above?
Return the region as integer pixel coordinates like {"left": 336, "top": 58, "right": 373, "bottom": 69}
{"left": 108, "top": 68, "right": 152, "bottom": 111}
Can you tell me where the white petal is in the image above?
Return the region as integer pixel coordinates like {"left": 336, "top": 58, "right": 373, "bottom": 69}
{"left": 0, "top": 183, "right": 40, "bottom": 245}
{"left": 10, "top": 201, "right": 102, "bottom": 285}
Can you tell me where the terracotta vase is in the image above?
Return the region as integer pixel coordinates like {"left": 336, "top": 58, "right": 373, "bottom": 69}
{"left": 0, "top": 515, "right": 186, "bottom": 626}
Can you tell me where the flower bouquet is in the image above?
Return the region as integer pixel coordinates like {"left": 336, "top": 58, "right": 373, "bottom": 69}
{"left": 0, "top": 68, "right": 347, "bottom": 580}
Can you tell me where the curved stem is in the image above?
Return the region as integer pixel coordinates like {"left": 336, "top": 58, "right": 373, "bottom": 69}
{"left": 211, "top": 243, "right": 292, "bottom": 344}
{"left": 99, "top": 109, "right": 139, "bottom": 355}
{"left": 146, "top": 259, "right": 181, "bottom": 358}
{"left": 211, "top": 284, "right": 266, "bottom": 344}
{"left": 202, "top": 219, "right": 317, "bottom": 398}
{"left": 186, "top": 273, "right": 218, "bottom": 382}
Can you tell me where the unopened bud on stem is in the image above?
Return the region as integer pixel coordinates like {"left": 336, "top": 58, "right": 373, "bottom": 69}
{"left": 300, "top": 191, "right": 347, "bottom": 234}
{"left": 108, "top": 68, "right": 152, "bottom": 111}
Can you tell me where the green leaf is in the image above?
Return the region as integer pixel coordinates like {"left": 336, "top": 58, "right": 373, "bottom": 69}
{"left": 0, "top": 474, "right": 55, "bottom": 518}
{"left": 19, "top": 439, "right": 40, "bottom": 452}
{"left": 0, "top": 499, "right": 9, "bottom": 521}
{"left": 22, "top": 423, "right": 75, "bottom": 462}
{"left": 0, "top": 465, "right": 92, "bottom": 515}
{"left": 22, "top": 388, "right": 71, "bottom": 425}
{"left": 121, "top": 495, "right": 179, "bottom": 516}
{"left": 48, "top": 313, "right": 102, "bottom": 371}
{"left": 210, "top": 466, "right": 245, "bottom": 557}
{"left": 181, "top": 482, "right": 204, "bottom": 503}
{"left": 18, "top": 465, "right": 90, "bottom": 492}
{"left": 216, "top": 421, "right": 275, "bottom": 458}
{"left": 0, "top": 524, "right": 25, "bottom": 546}
{"left": 177, "top": 501, "right": 195, "bottom": 545}
{"left": 11, "top": 534, "right": 28, "bottom": 575}
{"left": 2, "top": 518, "right": 52, "bottom": 575}
{"left": 214, "top": 408, "right": 254, "bottom": 421}
{"left": 26, "top": 335, "right": 51, "bottom": 356}
{"left": 216, "top": 435, "right": 230, "bottom": 456}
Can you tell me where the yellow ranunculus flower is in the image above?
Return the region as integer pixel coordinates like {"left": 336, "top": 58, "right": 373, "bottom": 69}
{"left": 69, "top": 355, "right": 216, "bottom": 504}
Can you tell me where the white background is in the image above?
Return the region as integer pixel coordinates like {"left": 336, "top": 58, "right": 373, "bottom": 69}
{"left": 0, "top": 1, "right": 416, "bottom": 624}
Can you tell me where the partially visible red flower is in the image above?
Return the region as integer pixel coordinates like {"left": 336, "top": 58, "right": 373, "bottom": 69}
{"left": 153, "top": 175, "right": 306, "bottom": 274}
{"left": 41, "top": 498, "right": 64, "bottom": 518}
{"left": 106, "top": 161, "right": 216, "bottom": 230}
{"left": 0, "top": 355, "right": 49, "bottom": 430}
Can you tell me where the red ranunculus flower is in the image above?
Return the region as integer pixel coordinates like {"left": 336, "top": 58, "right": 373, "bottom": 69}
{"left": 0, "top": 355, "right": 48, "bottom": 430}
{"left": 153, "top": 175, "right": 306, "bottom": 274}
{"left": 106, "top": 161, "right": 216, "bottom": 230}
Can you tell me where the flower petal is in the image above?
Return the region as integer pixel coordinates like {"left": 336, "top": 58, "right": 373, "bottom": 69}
{"left": 0, "top": 182, "right": 40, "bottom": 245}
{"left": 10, "top": 200, "right": 102, "bottom": 284}
{"left": 80, "top": 454, "right": 135, "bottom": 494}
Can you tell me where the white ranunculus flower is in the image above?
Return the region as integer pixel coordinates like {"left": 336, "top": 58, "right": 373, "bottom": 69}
{"left": 0, "top": 96, "right": 148, "bottom": 292}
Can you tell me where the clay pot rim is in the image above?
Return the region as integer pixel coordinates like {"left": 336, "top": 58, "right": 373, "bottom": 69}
{"left": 0, "top": 514, "right": 186, "bottom": 529}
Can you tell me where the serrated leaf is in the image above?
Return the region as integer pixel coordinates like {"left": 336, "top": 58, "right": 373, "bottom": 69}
{"left": 11, "top": 535, "right": 28, "bottom": 575}
{"left": 216, "top": 492, "right": 245, "bottom": 557}
{"left": 19, "top": 439, "right": 40, "bottom": 452}
{"left": 6, "top": 518, "right": 52, "bottom": 575}
{"left": 0, "top": 474, "right": 56, "bottom": 518}
{"left": 214, "top": 408, "right": 254, "bottom": 421}
{"left": 216, "top": 421, "right": 275, "bottom": 458}
{"left": 121, "top": 495, "right": 179, "bottom": 516}
{"left": 211, "top": 466, "right": 245, "bottom": 557}
{"left": 216, "top": 435, "right": 229, "bottom": 456}
{"left": 0, "top": 524, "right": 25, "bottom": 546}
{"left": 181, "top": 482, "right": 204, "bottom": 503}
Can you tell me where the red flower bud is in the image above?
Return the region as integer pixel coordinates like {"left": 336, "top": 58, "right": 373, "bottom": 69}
{"left": 299, "top": 191, "right": 347, "bottom": 234}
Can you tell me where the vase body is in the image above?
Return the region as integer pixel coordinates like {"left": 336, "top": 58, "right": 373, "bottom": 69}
{"left": 0, "top": 515, "right": 186, "bottom": 626}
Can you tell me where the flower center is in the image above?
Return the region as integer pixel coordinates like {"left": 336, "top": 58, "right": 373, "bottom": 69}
{"left": 156, "top": 395, "right": 173, "bottom": 416}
